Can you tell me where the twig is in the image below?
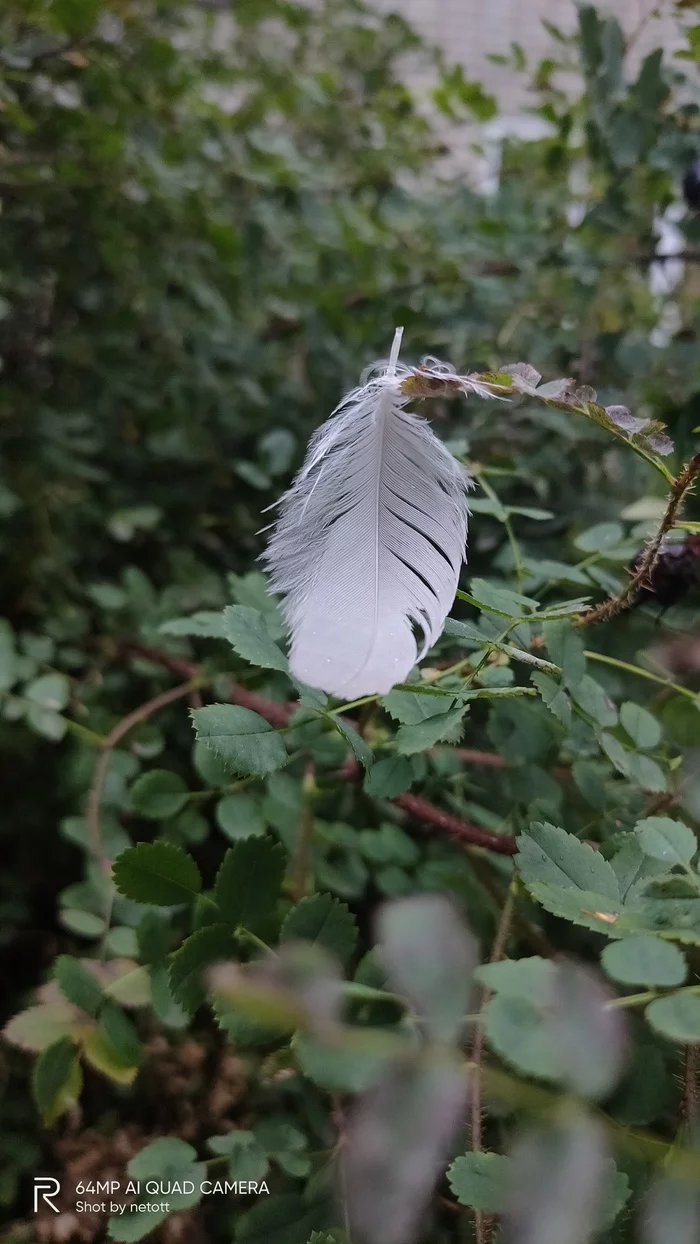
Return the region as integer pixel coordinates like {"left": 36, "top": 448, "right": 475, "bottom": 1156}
{"left": 453, "top": 748, "right": 507, "bottom": 768}
{"left": 228, "top": 683, "right": 292, "bottom": 729}
{"left": 122, "top": 642, "right": 198, "bottom": 678}
{"left": 470, "top": 883, "right": 517, "bottom": 1244}
{"left": 86, "top": 680, "right": 198, "bottom": 866}
{"left": 466, "top": 854, "right": 554, "bottom": 957}
{"left": 578, "top": 453, "right": 700, "bottom": 627}
{"left": 393, "top": 794, "right": 517, "bottom": 855}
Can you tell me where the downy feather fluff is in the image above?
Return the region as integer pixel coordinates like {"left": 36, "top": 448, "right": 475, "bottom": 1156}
{"left": 262, "top": 330, "right": 472, "bottom": 697}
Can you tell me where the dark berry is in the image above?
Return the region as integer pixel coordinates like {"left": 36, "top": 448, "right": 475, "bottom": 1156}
{"left": 683, "top": 161, "right": 700, "bottom": 211}
{"left": 630, "top": 534, "right": 700, "bottom": 610}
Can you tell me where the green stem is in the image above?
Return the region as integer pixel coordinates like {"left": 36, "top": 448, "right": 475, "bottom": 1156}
{"left": 64, "top": 718, "right": 106, "bottom": 747}
{"left": 473, "top": 468, "right": 526, "bottom": 595}
{"left": 606, "top": 989, "right": 659, "bottom": 1010}
{"left": 342, "top": 981, "right": 405, "bottom": 1005}
{"left": 330, "top": 693, "right": 381, "bottom": 715}
{"left": 584, "top": 650, "right": 698, "bottom": 703}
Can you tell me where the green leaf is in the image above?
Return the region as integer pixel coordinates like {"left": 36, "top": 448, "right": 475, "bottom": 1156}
{"left": 207, "top": 1131, "right": 269, "bottom": 1183}
{"left": 524, "top": 559, "right": 591, "bottom": 587}
{"left": 395, "top": 706, "right": 466, "bottom": 754}
{"left": 475, "top": 956, "right": 555, "bottom": 998}
{"left": 82, "top": 1023, "right": 139, "bottom": 1087}
{"left": 621, "top": 898, "right": 700, "bottom": 945}
{"left": 363, "top": 755, "right": 413, "bottom": 798}
{"left": 646, "top": 992, "right": 700, "bottom": 1042}
{"left": 113, "top": 842, "right": 202, "bottom": 906}
{"left": 620, "top": 701, "right": 662, "bottom": 750}
{"left": 61, "top": 909, "right": 107, "bottom": 938}
{"left": 281, "top": 893, "right": 358, "bottom": 965}
{"left": 377, "top": 894, "right": 477, "bottom": 1043}
{"left": 26, "top": 703, "right": 67, "bottom": 741}
{"left": 292, "top": 1030, "right": 400, "bottom": 1092}
{"left": 443, "top": 617, "right": 490, "bottom": 646}
{"left": 169, "top": 924, "right": 239, "bottom": 1013}
{"left": 213, "top": 836, "right": 287, "bottom": 933}
{"left": 531, "top": 672, "right": 571, "bottom": 727}
{"left": 137, "top": 910, "right": 171, "bottom": 966}
{"left": 636, "top": 817, "right": 697, "bottom": 866}
{"left": 516, "top": 823, "right": 620, "bottom": 900}
{"left": 626, "top": 753, "right": 667, "bottom": 793}
{"left": 2, "top": 1002, "right": 79, "bottom": 1053}
{"left": 600, "top": 731, "right": 631, "bottom": 777}
{"left": 223, "top": 605, "right": 289, "bottom": 672}
{"left": 447, "top": 1152, "right": 510, "bottom": 1212}
{"left": 108, "top": 1211, "right": 167, "bottom": 1244}
{"left": 446, "top": 618, "right": 559, "bottom": 672}
{"left": 534, "top": 598, "right": 593, "bottom": 620}
{"left": 357, "top": 824, "right": 419, "bottom": 867}
{"left": 541, "top": 621, "right": 586, "bottom": 689}
{"left": 483, "top": 992, "right": 557, "bottom": 1080}
{"left": 32, "top": 1037, "right": 79, "bottom": 1122}
{"left": 191, "top": 704, "right": 287, "bottom": 776}
{"left": 109, "top": 1139, "right": 205, "bottom": 1242}
{"left": 382, "top": 687, "right": 455, "bottom": 724}
{"left": 609, "top": 835, "right": 668, "bottom": 901}
{"left": 328, "top": 715, "right": 373, "bottom": 768}
{"left": 214, "top": 999, "right": 284, "bottom": 1048}
{"left": 25, "top": 673, "right": 70, "bottom": 711}
{"left": 150, "top": 965, "right": 189, "bottom": 1031}
{"left": 99, "top": 1002, "right": 143, "bottom": 1069}
{"left": 570, "top": 675, "right": 618, "bottom": 727}
{"left": 216, "top": 794, "right": 266, "bottom": 841}
{"left": 193, "top": 738, "right": 232, "bottom": 786}
{"left": 53, "top": 956, "right": 104, "bottom": 1016}
{"left": 467, "top": 578, "right": 538, "bottom": 618}
{"left": 253, "top": 1118, "right": 310, "bottom": 1176}
{"left": 130, "top": 770, "right": 189, "bottom": 820}
{"left": 526, "top": 882, "right": 624, "bottom": 934}
{"left": 574, "top": 522, "right": 624, "bottom": 552}
{"left": 500, "top": 644, "right": 560, "bottom": 672}
{"left": 159, "top": 611, "right": 227, "bottom": 638}
{"left": 602, "top": 935, "right": 687, "bottom": 987}
{"left": 235, "top": 1193, "right": 333, "bottom": 1244}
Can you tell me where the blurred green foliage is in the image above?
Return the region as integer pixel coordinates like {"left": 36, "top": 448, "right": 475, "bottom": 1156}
{"left": 2, "top": 1, "right": 700, "bottom": 1241}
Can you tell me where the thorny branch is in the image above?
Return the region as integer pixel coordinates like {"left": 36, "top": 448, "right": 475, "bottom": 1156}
{"left": 578, "top": 452, "right": 700, "bottom": 627}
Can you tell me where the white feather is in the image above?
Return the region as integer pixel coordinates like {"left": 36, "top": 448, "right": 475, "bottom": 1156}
{"left": 262, "top": 332, "right": 472, "bottom": 698}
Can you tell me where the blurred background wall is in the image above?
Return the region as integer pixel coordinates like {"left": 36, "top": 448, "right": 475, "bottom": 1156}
{"left": 372, "top": 1, "right": 689, "bottom": 185}
{"left": 376, "top": 0, "right": 685, "bottom": 112}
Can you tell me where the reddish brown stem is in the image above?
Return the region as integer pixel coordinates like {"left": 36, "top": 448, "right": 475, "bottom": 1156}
{"left": 86, "top": 680, "right": 197, "bottom": 867}
{"left": 453, "top": 748, "right": 507, "bottom": 768}
{"left": 393, "top": 794, "right": 517, "bottom": 855}
{"left": 228, "top": 683, "right": 292, "bottom": 729}
{"left": 114, "top": 642, "right": 518, "bottom": 856}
